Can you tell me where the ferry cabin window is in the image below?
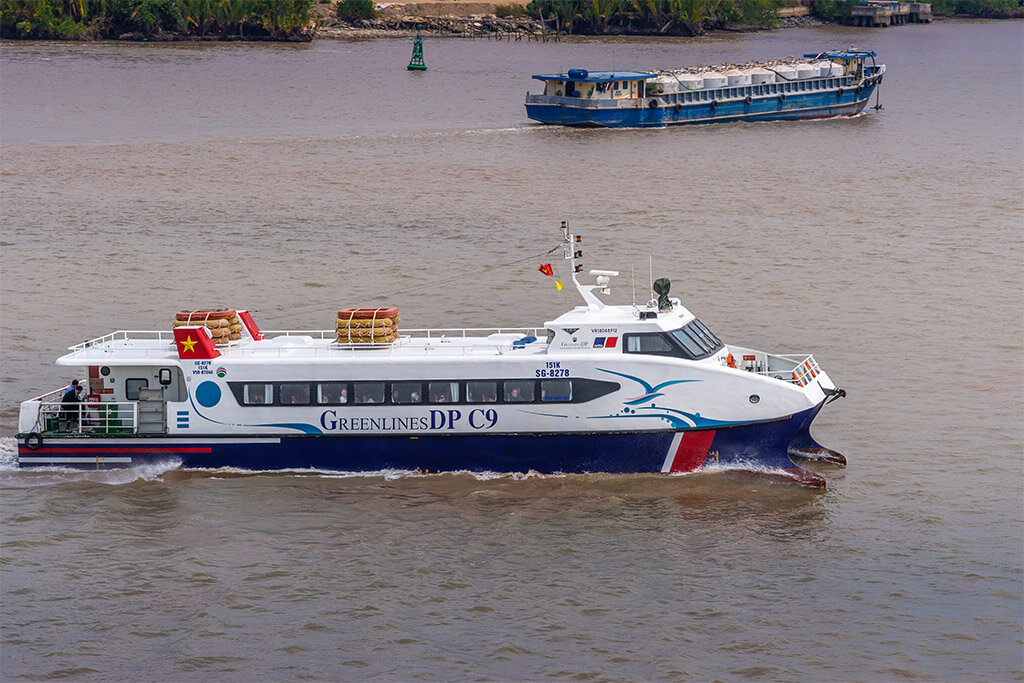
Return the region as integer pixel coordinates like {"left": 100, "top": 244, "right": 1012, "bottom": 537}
{"left": 354, "top": 382, "right": 384, "bottom": 405}
{"left": 392, "top": 382, "right": 422, "bottom": 404}
{"left": 504, "top": 380, "right": 534, "bottom": 402}
{"left": 466, "top": 381, "right": 497, "bottom": 403}
{"left": 541, "top": 380, "right": 572, "bottom": 402}
{"left": 125, "top": 378, "right": 149, "bottom": 400}
{"left": 624, "top": 334, "right": 676, "bottom": 355}
{"left": 317, "top": 382, "right": 347, "bottom": 404}
{"left": 279, "top": 383, "right": 310, "bottom": 405}
{"left": 243, "top": 383, "right": 273, "bottom": 405}
{"left": 429, "top": 381, "right": 459, "bottom": 404}
{"left": 669, "top": 319, "right": 724, "bottom": 360}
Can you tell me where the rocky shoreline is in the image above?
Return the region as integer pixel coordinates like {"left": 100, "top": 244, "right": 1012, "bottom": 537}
{"left": 313, "top": 10, "right": 825, "bottom": 40}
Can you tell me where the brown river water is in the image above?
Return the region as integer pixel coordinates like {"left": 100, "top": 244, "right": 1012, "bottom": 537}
{"left": 1, "top": 21, "right": 1022, "bottom": 680}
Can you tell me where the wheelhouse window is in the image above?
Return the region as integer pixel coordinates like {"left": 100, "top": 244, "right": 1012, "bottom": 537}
{"left": 429, "top": 381, "right": 459, "bottom": 404}
{"left": 391, "top": 382, "right": 422, "bottom": 404}
{"left": 504, "top": 380, "right": 534, "bottom": 402}
{"left": 317, "top": 382, "right": 347, "bottom": 404}
{"left": 670, "top": 318, "right": 723, "bottom": 359}
{"left": 279, "top": 383, "right": 310, "bottom": 405}
{"left": 625, "top": 318, "right": 724, "bottom": 361}
{"left": 624, "top": 333, "right": 676, "bottom": 355}
{"left": 541, "top": 379, "right": 572, "bottom": 402}
{"left": 353, "top": 382, "right": 384, "bottom": 405}
{"left": 243, "top": 383, "right": 273, "bottom": 405}
{"left": 466, "top": 381, "right": 497, "bottom": 403}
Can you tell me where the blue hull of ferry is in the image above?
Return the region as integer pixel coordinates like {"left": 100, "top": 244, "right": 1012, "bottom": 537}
{"left": 17, "top": 406, "right": 818, "bottom": 478}
{"left": 526, "top": 87, "right": 878, "bottom": 128}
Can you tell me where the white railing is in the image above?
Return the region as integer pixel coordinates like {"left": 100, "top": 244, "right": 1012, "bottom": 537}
{"left": 730, "top": 348, "right": 819, "bottom": 386}
{"left": 248, "top": 327, "right": 548, "bottom": 357}
{"left": 32, "top": 400, "right": 138, "bottom": 435}
{"left": 68, "top": 330, "right": 176, "bottom": 352}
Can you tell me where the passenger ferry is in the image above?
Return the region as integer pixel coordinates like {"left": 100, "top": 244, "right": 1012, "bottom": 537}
{"left": 16, "top": 223, "right": 846, "bottom": 487}
{"left": 525, "top": 49, "right": 885, "bottom": 127}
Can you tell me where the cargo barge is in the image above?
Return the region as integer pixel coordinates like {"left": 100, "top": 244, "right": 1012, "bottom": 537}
{"left": 525, "top": 49, "right": 885, "bottom": 128}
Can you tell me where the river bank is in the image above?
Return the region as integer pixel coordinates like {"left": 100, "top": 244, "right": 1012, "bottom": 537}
{"left": 313, "top": 2, "right": 825, "bottom": 39}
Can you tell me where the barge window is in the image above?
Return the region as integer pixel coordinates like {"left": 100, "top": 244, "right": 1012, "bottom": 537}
{"left": 126, "top": 378, "right": 149, "bottom": 400}
{"left": 280, "top": 382, "right": 310, "bottom": 405}
{"left": 353, "top": 382, "right": 384, "bottom": 404}
{"left": 504, "top": 380, "right": 534, "bottom": 402}
{"left": 429, "top": 381, "right": 459, "bottom": 403}
{"left": 317, "top": 382, "right": 347, "bottom": 404}
{"left": 243, "top": 383, "right": 273, "bottom": 405}
{"left": 541, "top": 380, "right": 572, "bottom": 402}
{"left": 467, "top": 381, "right": 497, "bottom": 403}
{"left": 391, "top": 381, "right": 422, "bottom": 404}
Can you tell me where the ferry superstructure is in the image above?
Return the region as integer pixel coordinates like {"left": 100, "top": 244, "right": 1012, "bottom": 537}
{"left": 16, "top": 223, "right": 846, "bottom": 487}
{"left": 525, "top": 50, "right": 885, "bottom": 128}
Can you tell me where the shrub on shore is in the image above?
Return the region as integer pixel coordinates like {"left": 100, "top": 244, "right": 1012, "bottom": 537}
{"left": 0, "top": 0, "right": 315, "bottom": 40}
{"left": 335, "top": 0, "right": 377, "bottom": 21}
{"left": 495, "top": 4, "right": 527, "bottom": 17}
{"left": 525, "top": 0, "right": 784, "bottom": 35}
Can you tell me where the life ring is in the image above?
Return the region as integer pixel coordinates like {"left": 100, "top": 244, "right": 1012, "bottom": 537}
{"left": 836, "top": 87, "right": 844, "bottom": 96}
{"left": 744, "top": 95, "right": 752, "bottom": 105}
{"left": 648, "top": 98, "right": 659, "bottom": 109}
{"left": 778, "top": 93, "right": 786, "bottom": 102}
{"left": 726, "top": 353, "right": 737, "bottom": 369}
{"left": 710, "top": 100, "right": 718, "bottom": 110}
{"left": 25, "top": 432, "right": 42, "bottom": 451}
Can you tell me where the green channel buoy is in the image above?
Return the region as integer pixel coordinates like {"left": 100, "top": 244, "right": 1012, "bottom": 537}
{"left": 407, "top": 29, "right": 426, "bottom": 70}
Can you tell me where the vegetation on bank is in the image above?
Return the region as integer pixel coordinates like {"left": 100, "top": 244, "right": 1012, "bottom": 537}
{"left": 2, "top": 0, "right": 1019, "bottom": 40}
{"left": 811, "top": 0, "right": 1021, "bottom": 20}
{"left": 0, "top": 0, "right": 314, "bottom": 39}
{"left": 524, "top": 0, "right": 785, "bottom": 35}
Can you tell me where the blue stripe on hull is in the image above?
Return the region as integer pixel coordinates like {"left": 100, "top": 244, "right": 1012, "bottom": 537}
{"left": 17, "top": 406, "right": 818, "bottom": 474}
{"left": 526, "top": 87, "right": 877, "bottom": 128}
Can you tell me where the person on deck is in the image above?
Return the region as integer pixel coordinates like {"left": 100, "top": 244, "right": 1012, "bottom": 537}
{"left": 60, "top": 379, "right": 81, "bottom": 431}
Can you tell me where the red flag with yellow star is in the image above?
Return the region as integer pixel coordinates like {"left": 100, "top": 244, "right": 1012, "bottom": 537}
{"left": 173, "top": 327, "right": 221, "bottom": 360}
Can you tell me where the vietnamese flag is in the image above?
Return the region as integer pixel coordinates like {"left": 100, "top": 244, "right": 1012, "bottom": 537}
{"left": 538, "top": 264, "right": 553, "bottom": 276}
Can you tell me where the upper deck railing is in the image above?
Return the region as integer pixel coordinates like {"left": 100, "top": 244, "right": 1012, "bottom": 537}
{"left": 63, "top": 327, "right": 550, "bottom": 360}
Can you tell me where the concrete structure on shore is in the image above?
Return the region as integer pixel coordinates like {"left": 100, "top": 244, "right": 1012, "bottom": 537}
{"left": 850, "top": 1, "right": 932, "bottom": 26}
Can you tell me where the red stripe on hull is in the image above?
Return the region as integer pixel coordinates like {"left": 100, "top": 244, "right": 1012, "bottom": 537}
{"left": 30, "top": 447, "right": 213, "bottom": 454}
{"left": 669, "top": 430, "right": 716, "bottom": 472}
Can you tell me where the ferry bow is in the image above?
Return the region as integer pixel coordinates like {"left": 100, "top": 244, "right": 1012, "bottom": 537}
{"left": 17, "top": 223, "right": 846, "bottom": 487}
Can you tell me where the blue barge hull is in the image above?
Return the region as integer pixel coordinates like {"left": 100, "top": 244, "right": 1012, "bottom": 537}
{"left": 526, "top": 86, "right": 879, "bottom": 128}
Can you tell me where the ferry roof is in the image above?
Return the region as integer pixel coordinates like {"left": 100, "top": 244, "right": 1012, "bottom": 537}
{"left": 532, "top": 71, "right": 655, "bottom": 83}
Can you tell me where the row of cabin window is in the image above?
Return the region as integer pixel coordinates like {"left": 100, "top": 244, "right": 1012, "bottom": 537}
{"left": 241, "top": 379, "right": 573, "bottom": 406}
